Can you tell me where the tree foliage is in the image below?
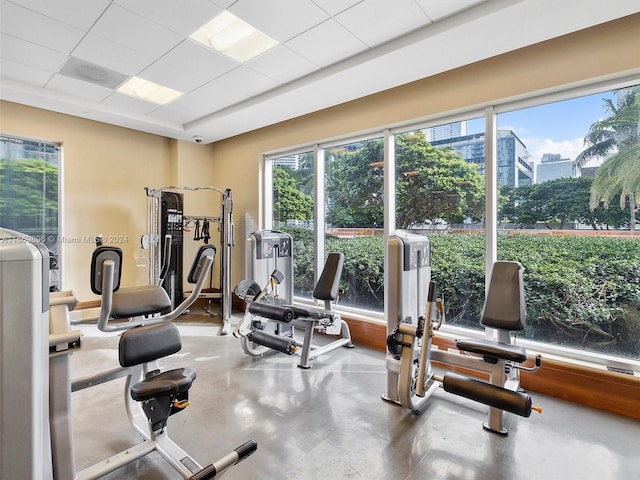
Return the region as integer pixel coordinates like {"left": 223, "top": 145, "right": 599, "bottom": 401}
{"left": 575, "top": 86, "right": 640, "bottom": 230}
{"left": 0, "top": 158, "right": 58, "bottom": 234}
{"left": 395, "top": 133, "right": 485, "bottom": 228}
{"left": 326, "top": 140, "right": 385, "bottom": 228}
{"left": 324, "top": 133, "right": 485, "bottom": 228}
{"left": 272, "top": 166, "right": 313, "bottom": 223}
{"left": 499, "top": 177, "right": 628, "bottom": 229}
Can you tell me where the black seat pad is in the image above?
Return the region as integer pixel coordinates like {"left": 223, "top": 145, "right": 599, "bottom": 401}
{"left": 131, "top": 367, "right": 196, "bottom": 402}
{"left": 455, "top": 339, "right": 527, "bottom": 363}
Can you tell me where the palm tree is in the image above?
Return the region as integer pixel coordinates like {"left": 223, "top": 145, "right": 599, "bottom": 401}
{"left": 575, "top": 87, "right": 640, "bottom": 230}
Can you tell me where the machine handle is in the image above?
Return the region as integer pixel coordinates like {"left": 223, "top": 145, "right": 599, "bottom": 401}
{"left": 427, "top": 281, "right": 437, "bottom": 302}
{"left": 188, "top": 440, "right": 257, "bottom": 480}
{"left": 157, "top": 234, "right": 172, "bottom": 285}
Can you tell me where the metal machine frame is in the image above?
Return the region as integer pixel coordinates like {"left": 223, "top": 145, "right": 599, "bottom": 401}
{"left": 48, "top": 244, "right": 256, "bottom": 479}
{"left": 234, "top": 230, "right": 354, "bottom": 369}
{"left": 145, "top": 186, "right": 234, "bottom": 334}
{"left": 383, "top": 230, "right": 541, "bottom": 434}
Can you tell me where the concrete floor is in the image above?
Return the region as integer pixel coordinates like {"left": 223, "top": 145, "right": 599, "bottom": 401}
{"left": 69, "top": 317, "right": 639, "bottom": 480}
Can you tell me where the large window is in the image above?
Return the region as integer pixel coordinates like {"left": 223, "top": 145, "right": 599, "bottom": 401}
{"left": 0, "top": 135, "right": 61, "bottom": 291}
{"left": 266, "top": 78, "right": 640, "bottom": 367}
{"left": 395, "top": 119, "right": 486, "bottom": 330}
{"left": 324, "top": 137, "right": 384, "bottom": 312}
{"left": 496, "top": 85, "right": 640, "bottom": 360}
{"left": 271, "top": 151, "right": 314, "bottom": 298}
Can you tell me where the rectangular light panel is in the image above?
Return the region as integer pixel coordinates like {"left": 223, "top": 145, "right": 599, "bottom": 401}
{"left": 190, "top": 11, "right": 278, "bottom": 62}
{"left": 117, "top": 76, "right": 183, "bottom": 105}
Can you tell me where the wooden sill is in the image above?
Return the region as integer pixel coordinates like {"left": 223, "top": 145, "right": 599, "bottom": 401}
{"left": 343, "top": 314, "right": 640, "bottom": 420}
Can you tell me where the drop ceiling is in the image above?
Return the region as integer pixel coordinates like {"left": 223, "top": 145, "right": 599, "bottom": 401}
{"left": 1, "top": 0, "right": 639, "bottom": 144}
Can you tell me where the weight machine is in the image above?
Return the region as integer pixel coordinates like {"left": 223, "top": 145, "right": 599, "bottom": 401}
{"left": 0, "top": 228, "right": 52, "bottom": 480}
{"left": 145, "top": 186, "right": 234, "bottom": 334}
{"left": 234, "top": 230, "right": 295, "bottom": 357}
{"left": 383, "top": 230, "right": 541, "bottom": 434}
{"left": 49, "top": 242, "right": 256, "bottom": 479}
{"left": 234, "top": 229, "right": 354, "bottom": 369}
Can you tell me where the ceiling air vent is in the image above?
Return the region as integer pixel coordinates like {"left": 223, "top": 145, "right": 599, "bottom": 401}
{"left": 59, "top": 57, "right": 128, "bottom": 89}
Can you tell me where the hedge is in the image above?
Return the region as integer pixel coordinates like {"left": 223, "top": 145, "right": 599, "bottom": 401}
{"left": 281, "top": 227, "right": 640, "bottom": 358}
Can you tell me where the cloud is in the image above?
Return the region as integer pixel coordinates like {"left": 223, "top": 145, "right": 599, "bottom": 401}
{"left": 520, "top": 136, "right": 587, "bottom": 164}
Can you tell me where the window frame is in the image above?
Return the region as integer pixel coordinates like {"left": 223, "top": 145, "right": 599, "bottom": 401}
{"left": 0, "top": 133, "right": 63, "bottom": 290}
{"left": 262, "top": 72, "right": 640, "bottom": 371}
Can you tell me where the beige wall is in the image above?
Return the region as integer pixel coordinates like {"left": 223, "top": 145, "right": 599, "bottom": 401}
{"left": 1, "top": 14, "right": 639, "bottom": 301}
{"left": 0, "top": 103, "right": 218, "bottom": 300}
{"left": 211, "top": 13, "right": 640, "bottom": 281}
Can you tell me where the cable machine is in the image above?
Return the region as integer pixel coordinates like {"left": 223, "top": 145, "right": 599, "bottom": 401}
{"left": 160, "top": 191, "right": 184, "bottom": 306}
{"left": 145, "top": 186, "right": 234, "bottom": 335}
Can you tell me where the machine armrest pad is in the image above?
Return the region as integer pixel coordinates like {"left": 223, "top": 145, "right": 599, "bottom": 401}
{"left": 455, "top": 338, "right": 527, "bottom": 363}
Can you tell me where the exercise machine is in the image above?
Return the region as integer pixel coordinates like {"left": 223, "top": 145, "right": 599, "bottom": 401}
{"left": 234, "top": 230, "right": 295, "bottom": 357}
{"left": 160, "top": 190, "right": 185, "bottom": 306}
{"left": 48, "top": 242, "right": 256, "bottom": 479}
{"left": 0, "top": 228, "right": 52, "bottom": 479}
{"left": 383, "top": 230, "right": 541, "bottom": 434}
{"left": 145, "top": 186, "right": 234, "bottom": 334}
{"left": 234, "top": 230, "right": 354, "bottom": 369}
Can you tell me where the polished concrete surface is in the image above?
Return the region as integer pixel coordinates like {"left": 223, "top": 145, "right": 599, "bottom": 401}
{"left": 70, "top": 318, "right": 639, "bottom": 480}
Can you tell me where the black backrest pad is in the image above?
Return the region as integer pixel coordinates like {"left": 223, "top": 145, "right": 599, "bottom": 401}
{"left": 313, "top": 252, "right": 344, "bottom": 301}
{"left": 187, "top": 245, "right": 216, "bottom": 284}
{"left": 119, "top": 321, "right": 182, "bottom": 368}
{"left": 480, "top": 261, "right": 526, "bottom": 331}
{"left": 112, "top": 285, "right": 172, "bottom": 318}
{"left": 90, "top": 246, "right": 123, "bottom": 295}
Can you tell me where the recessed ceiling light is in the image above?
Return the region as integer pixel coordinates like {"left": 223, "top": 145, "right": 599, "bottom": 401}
{"left": 117, "top": 77, "right": 183, "bottom": 105}
{"left": 190, "top": 11, "right": 278, "bottom": 63}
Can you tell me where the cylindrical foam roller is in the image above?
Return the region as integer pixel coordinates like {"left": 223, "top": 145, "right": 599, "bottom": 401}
{"left": 442, "top": 372, "right": 532, "bottom": 417}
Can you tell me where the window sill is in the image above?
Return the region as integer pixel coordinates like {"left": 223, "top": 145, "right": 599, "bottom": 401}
{"left": 341, "top": 314, "right": 640, "bottom": 420}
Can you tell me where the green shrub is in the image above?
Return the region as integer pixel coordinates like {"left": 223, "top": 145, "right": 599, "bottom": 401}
{"left": 278, "top": 228, "right": 640, "bottom": 358}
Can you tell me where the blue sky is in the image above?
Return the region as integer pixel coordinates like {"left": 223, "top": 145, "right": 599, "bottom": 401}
{"left": 498, "top": 90, "right": 616, "bottom": 165}
{"left": 466, "top": 89, "right": 617, "bottom": 165}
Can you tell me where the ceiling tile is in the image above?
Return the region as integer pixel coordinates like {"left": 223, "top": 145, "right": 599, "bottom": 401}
{"left": 6, "top": 0, "right": 110, "bottom": 29}
{"left": 100, "top": 91, "right": 162, "bottom": 115}
{"left": 168, "top": 82, "right": 232, "bottom": 119}
{"left": 311, "top": 0, "right": 363, "bottom": 16}
{"left": 147, "top": 104, "right": 200, "bottom": 125}
{"left": 90, "top": 4, "right": 183, "bottom": 58}
{"left": 72, "top": 33, "right": 153, "bottom": 77}
{"left": 247, "top": 45, "right": 319, "bottom": 84}
{"left": 0, "top": 33, "right": 68, "bottom": 72}
{"left": 0, "top": 1, "right": 86, "bottom": 53}
{"left": 114, "top": 0, "right": 223, "bottom": 36}
{"left": 2, "top": 0, "right": 637, "bottom": 144}
{"left": 229, "top": 0, "right": 329, "bottom": 43}
{"left": 171, "top": 64, "right": 280, "bottom": 117}
{"left": 0, "top": 58, "right": 52, "bottom": 87}
{"left": 209, "top": 0, "right": 236, "bottom": 9}
{"left": 160, "top": 40, "right": 238, "bottom": 84}
{"left": 336, "top": 0, "right": 432, "bottom": 47}
{"left": 415, "top": 0, "right": 487, "bottom": 22}
{"left": 285, "top": 19, "right": 367, "bottom": 67}
{"left": 46, "top": 74, "right": 113, "bottom": 102}
{"left": 138, "top": 61, "right": 206, "bottom": 94}
{"left": 214, "top": 66, "right": 280, "bottom": 98}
